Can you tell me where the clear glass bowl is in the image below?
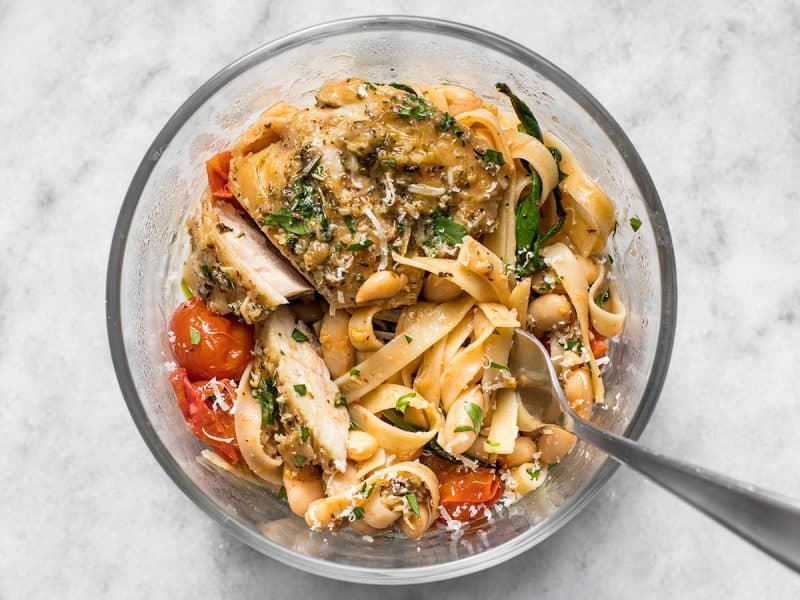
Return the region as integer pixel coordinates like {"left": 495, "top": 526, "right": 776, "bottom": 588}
{"left": 106, "top": 16, "right": 676, "bottom": 584}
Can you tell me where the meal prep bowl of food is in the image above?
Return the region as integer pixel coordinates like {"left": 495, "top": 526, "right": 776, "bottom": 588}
{"left": 107, "top": 16, "right": 676, "bottom": 583}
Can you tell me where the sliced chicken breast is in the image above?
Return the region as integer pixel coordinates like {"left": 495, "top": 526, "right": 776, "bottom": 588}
{"left": 249, "top": 307, "right": 348, "bottom": 472}
{"left": 184, "top": 192, "right": 313, "bottom": 323}
{"left": 229, "top": 78, "right": 507, "bottom": 310}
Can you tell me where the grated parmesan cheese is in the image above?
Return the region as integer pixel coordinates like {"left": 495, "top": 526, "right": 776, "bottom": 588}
{"left": 362, "top": 207, "right": 389, "bottom": 270}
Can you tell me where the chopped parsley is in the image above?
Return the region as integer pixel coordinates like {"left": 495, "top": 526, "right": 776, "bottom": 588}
{"left": 354, "top": 273, "right": 365, "bottom": 282}
{"left": 180, "top": 279, "right": 193, "bottom": 299}
{"left": 291, "top": 328, "right": 309, "bottom": 343}
{"left": 397, "top": 91, "right": 434, "bottom": 121}
{"left": 352, "top": 506, "right": 366, "bottom": 519}
{"left": 488, "top": 360, "right": 510, "bottom": 372}
{"left": 261, "top": 209, "right": 309, "bottom": 235}
{"left": 558, "top": 411, "right": 567, "bottom": 426}
{"left": 347, "top": 239, "right": 374, "bottom": 252}
{"left": 335, "top": 392, "right": 347, "bottom": 407}
{"left": 594, "top": 290, "right": 610, "bottom": 308}
{"left": 277, "top": 486, "right": 287, "bottom": 500}
{"left": 348, "top": 368, "right": 360, "bottom": 378}
{"left": 405, "top": 334, "right": 414, "bottom": 344}
{"left": 389, "top": 82, "right": 418, "bottom": 95}
{"left": 438, "top": 113, "right": 462, "bottom": 136}
{"left": 630, "top": 216, "right": 642, "bottom": 232}
{"left": 381, "top": 159, "right": 398, "bottom": 168}
{"left": 359, "top": 481, "right": 375, "bottom": 498}
{"left": 294, "top": 455, "right": 308, "bottom": 467}
{"left": 486, "top": 439, "right": 501, "bottom": 447}
{"left": 294, "top": 383, "right": 307, "bottom": 396}
{"left": 479, "top": 148, "right": 505, "bottom": 166}
{"left": 405, "top": 493, "right": 421, "bottom": 518}
{"left": 301, "top": 425, "right": 310, "bottom": 443}
{"left": 289, "top": 174, "right": 328, "bottom": 230}
{"left": 454, "top": 401, "right": 484, "bottom": 433}
{"left": 395, "top": 392, "right": 416, "bottom": 414}
{"left": 188, "top": 326, "right": 201, "bottom": 345}
{"left": 349, "top": 420, "right": 361, "bottom": 431}
{"left": 564, "top": 339, "right": 584, "bottom": 353}
{"left": 426, "top": 209, "right": 467, "bottom": 248}
{"left": 344, "top": 214, "right": 357, "bottom": 233}
{"left": 253, "top": 376, "right": 278, "bottom": 428}
{"left": 527, "top": 467, "right": 541, "bottom": 481}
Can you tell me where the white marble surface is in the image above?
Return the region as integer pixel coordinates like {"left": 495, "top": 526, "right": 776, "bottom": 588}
{"left": 2, "top": 0, "right": 800, "bottom": 597}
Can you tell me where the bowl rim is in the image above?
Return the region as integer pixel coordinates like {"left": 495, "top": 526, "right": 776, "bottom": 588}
{"left": 106, "top": 15, "right": 677, "bottom": 585}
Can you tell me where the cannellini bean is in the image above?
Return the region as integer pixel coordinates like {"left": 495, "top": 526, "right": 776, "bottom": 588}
{"left": 399, "top": 503, "right": 431, "bottom": 540}
{"left": 564, "top": 367, "right": 593, "bottom": 420}
{"left": 575, "top": 255, "right": 600, "bottom": 285}
{"left": 355, "top": 271, "right": 408, "bottom": 304}
{"left": 283, "top": 466, "right": 324, "bottom": 517}
{"left": 319, "top": 311, "right": 355, "bottom": 378}
{"left": 529, "top": 294, "right": 573, "bottom": 336}
{"left": 347, "top": 430, "right": 379, "bottom": 462}
{"left": 423, "top": 273, "right": 462, "bottom": 302}
{"left": 498, "top": 436, "right": 538, "bottom": 468}
{"left": 362, "top": 492, "right": 401, "bottom": 529}
{"left": 537, "top": 426, "right": 576, "bottom": 465}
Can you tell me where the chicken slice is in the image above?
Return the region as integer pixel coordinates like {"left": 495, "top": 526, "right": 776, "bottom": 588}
{"left": 249, "top": 307, "right": 348, "bottom": 472}
{"left": 229, "top": 78, "right": 508, "bottom": 310}
{"left": 184, "top": 192, "right": 313, "bottom": 323}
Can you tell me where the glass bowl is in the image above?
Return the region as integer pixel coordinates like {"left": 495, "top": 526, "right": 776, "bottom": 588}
{"left": 106, "top": 16, "right": 677, "bottom": 584}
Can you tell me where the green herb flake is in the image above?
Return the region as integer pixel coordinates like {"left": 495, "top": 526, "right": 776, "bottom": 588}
{"left": 486, "top": 439, "right": 501, "bottom": 447}
{"left": 405, "top": 334, "right": 414, "bottom": 344}
{"left": 389, "top": 82, "right": 418, "bottom": 95}
{"left": 253, "top": 376, "right": 278, "bottom": 428}
{"left": 352, "top": 506, "right": 366, "bottom": 519}
{"left": 594, "top": 290, "right": 610, "bottom": 308}
{"left": 277, "top": 486, "right": 287, "bottom": 500}
{"left": 347, "top": 239, "right": 374, "bottom": 252}
{"left": 564, "top": 339, "right": 584, "bottom": 353}
{"left": 301, "top": 425, "right": 310, "bottom": 443}
{"left": 364, "top": 81, "right": 377, "bottom": 91}
{"left": 395, "top": 392, "right": 416, "bottom": 414}
{"left": 630, "top": 216, "right": 642, "bottom": 232}
{"left": 294, "top": 384, "right": 307, "bottom": 396}
{"left": 381, "top": 159, "right": 398, "bottom": 168}
{"left": 558, "top": 411, "right": 567, "bottom": 426}
{"left": 261, "top": 209, "right": 309, "bottom": 235}
{"left": 354, "top": 273, "right": 365, "bottom": 282}
{"left": 343, "top": 214, "right": 357, "bottom": 233}
{"left": 335, "top": 392, "right": 347, "bottom": 407}
{"left": 348, "top": 368, "right": 360, "bottom": 378}
{"left": 488, "top": 361, "right": 510, "bottom": 372}
{"left": 291, "top": 328, "right": 309, "bottom": 343}
{"left": 180, "top": 280, "right": 194, "bottom": 299}
{"left": 480, "top": 148, "right": 506, "bottom": 166}
{"left": 189, "top": 327, "right": 201, "bottom": 345}
{"left": 405, "top": 493, "right": 421, "bottom": 518}
{"left": 427, "top": 210, "right": 467, "bottom": 247}
{"left": 294, "top": 455, "right": 308, "bottom": 467}
{"left": 527, "top": 467, "right": 541, "bottom": 481}
{"left": 454, "top": 425, "right": 475, "bottom": 433}
{"left": 463, "top": 401, "right": 484, "bottom": 433}
{"left": 349, "top": 420, "right": 361, "bottom": 431}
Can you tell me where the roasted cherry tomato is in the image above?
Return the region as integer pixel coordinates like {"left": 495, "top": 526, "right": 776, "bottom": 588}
{"left": 205, "top": 151, "right": 233, "bottom": 199}
{"left": 590, "top": 329, "right": 608, "bottom": 358}
{"left": 169, "top": 368, "right": 241, "bottom": 464}
{"left": 169, "top": 298, "right": 254, "bottom": 380}
{"left": 424, "top": 456, "right": 504, "bottom": 522}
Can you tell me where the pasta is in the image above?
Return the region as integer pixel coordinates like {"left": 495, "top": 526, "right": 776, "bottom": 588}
{"left": 165, "top": 78, "right": 628, "bottom": 541}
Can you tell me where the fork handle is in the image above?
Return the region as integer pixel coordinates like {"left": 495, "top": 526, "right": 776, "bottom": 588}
{"left": 572, "top": 418, "right": 800, "bottom": 573}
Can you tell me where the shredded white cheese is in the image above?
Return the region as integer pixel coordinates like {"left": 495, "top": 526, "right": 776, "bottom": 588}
{"left": 201, "top": 428, "right": 235, "bottom": 444}
{"left": 406, "top": 183, "right": 446, "bottom": 196}
{"left": 362, "top": 206, "right": 389, "bottom": 271}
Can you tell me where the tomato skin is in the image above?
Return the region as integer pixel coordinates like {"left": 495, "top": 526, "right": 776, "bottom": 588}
{"left": 590, "top": 329, "right": 608, "bottom": 358}
{"left": 169, "top": 368, "right": 241, "bottom": 464}
{"left": 424, "top": 456, "right": 504, "bottom": 522}
{"left": 205, "top": 151, "right": 234, "bottom": 199}
{"left": 169, "top": 298, "right": 254, "bottom": 380}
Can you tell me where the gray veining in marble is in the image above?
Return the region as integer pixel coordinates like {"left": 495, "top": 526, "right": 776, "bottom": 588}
{"left": 2, "top": 0, "right": 800, "bottom": 598}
